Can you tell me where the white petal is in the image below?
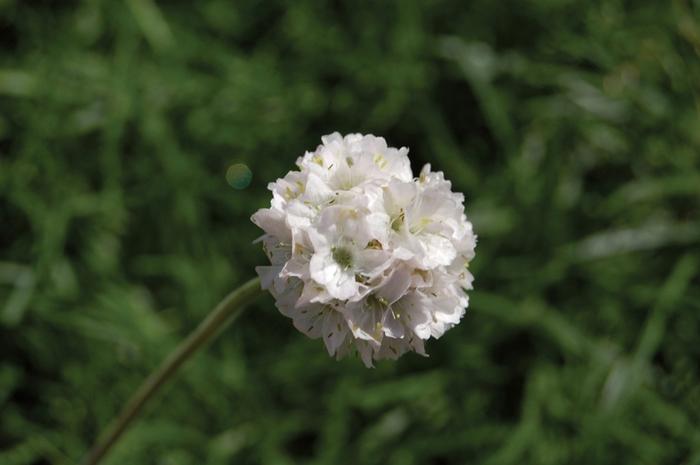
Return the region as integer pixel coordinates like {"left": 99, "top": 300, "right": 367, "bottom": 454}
{"left": 280, "top": 256, "right": 308, "bottom": 279}
{"left": 326, "top": 270, "right": 358, "bottom": 301}
{"left": 381, "top": 310, "right": 405, "bottom": 339}
{"left": 256, "top": 265, "right": 281, "bottom": 291}
{"left": 344, "top": 301, "right": 383, "bottom": 346}
{"left": 355, "top": 249, "right": 392, "bottom": 278}
{"left": 377, "top": 266, "right": 412, "bottom": 304}
{"left": 251, "top": 208, "right": 291, "bottom": 242}
{"left": 309, "top": 252, "right": 339, "bottom": 286}
{"left": 418, "top": 233, "right": 457, "bottom": 268}
{"left": 291, "top": 304, "right": 325, "bottom": 339}
{"left": 304, "top": 172, "right": 333, "bottom": 204}
{"left": 356, "top": 340, "right": 375, "bottom": 368}
{"left": 321, "top": 311, "right": 348, "bottom": 356}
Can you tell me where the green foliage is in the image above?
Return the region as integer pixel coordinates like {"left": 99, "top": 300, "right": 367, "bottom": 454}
{"left": 2, "top": 0, "right": 699, "bottom": 464}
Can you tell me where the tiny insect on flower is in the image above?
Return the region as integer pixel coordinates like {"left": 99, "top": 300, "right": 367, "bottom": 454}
{"left": 252, "top": 133, "right": 477, "bottom": 366}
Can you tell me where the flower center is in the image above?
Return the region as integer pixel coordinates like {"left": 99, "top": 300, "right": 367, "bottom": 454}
{"left": 391, "top": 210, "right": 405, "bottom": 232}
{"left": 331, "top": 246, "right": 353, "bottom": 269}
{"left": 366, "top": 293, "right": 389, "bottom": 310}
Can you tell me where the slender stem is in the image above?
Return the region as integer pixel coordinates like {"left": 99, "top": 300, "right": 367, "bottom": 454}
{"left": 82, "top": 277, "right": 262, "bottom": 465}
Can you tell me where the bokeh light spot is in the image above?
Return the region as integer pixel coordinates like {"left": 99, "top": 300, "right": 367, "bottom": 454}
{"left": 226, "top": 163, "right": 252, "bottom": 189}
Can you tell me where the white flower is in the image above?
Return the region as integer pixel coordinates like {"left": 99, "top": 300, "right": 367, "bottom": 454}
{"left": 252, "top": 132, "right": 476, "bottom": 366}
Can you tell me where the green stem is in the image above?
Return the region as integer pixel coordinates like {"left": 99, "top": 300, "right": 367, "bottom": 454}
{"left": 82, "top": 277, "right": 262, "bottom": 465}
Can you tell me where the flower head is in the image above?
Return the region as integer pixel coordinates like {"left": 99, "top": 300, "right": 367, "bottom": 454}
{"left": 252, "top": 133, "right": 476, "bottom": 366}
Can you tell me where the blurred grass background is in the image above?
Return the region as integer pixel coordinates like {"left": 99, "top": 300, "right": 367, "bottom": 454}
{"left": 2, "top": 0, "right": 700, "bottom": 464}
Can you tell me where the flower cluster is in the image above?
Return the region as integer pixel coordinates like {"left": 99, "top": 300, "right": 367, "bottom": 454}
{"left": 252, "top": 133, "right": 476, "bottom": 366}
